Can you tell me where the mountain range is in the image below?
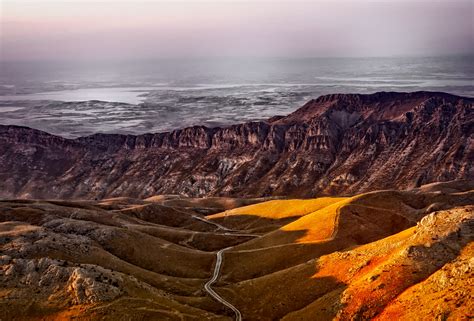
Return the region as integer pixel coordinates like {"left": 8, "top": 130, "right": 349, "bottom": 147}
{"left": 1, "top": 91, "right": 472, "bottom": 200}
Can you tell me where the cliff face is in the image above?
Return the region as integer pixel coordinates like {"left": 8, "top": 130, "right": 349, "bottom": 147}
{"left": 0, "top": 91, "right": 472, "bottom": 199}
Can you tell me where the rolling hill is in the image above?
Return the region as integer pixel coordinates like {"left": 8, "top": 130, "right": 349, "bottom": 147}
{"left": 0, "top": 180, "right": 472, "bottom": 320}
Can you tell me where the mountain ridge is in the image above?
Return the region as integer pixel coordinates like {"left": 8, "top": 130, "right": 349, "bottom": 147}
{"left": 0, "top": 91, "right": 472, "bottom": 199}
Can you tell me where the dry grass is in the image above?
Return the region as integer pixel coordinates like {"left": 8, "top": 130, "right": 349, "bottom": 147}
{"left": 0, "top": 181, "right": 472, "bottom": 320}
{"left": 208, "top": 197, "right": 345, "bottom": 220}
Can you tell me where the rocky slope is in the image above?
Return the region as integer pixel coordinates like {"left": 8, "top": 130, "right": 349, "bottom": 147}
{"left": 0, "top": 91, "right": 472, "bottom": 199}
{"left": 0, "top": 181, "right": 472, "bottom": 320}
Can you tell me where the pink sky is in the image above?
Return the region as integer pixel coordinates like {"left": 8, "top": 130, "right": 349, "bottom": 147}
{"left": 1, "top": 0, "right": 473, "bottom": 61}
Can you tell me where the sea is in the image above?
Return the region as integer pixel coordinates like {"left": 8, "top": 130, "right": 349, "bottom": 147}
{"left": 0, "top": 56, "right": 472, "bottom": 137}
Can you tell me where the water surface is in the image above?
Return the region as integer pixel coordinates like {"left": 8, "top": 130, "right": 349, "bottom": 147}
{"left": 1, "top": 57, "right": 472, "bottom": 137}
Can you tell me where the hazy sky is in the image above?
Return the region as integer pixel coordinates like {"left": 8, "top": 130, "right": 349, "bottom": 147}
{"left": 1, "top": 0, "right": 473, "bottom": 61}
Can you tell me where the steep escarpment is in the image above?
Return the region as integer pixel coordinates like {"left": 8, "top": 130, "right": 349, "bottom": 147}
{"left": 0, "top": 91, "right": 472, "bottom": 199}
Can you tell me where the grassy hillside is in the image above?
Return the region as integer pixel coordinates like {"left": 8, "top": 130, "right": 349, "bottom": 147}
{"left": 0, "top": 181, "right": 472, "bottom": 320}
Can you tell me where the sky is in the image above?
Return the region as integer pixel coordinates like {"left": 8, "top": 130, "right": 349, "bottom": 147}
{"left": 1, "top": 0, "right": 473, "bottom": 61}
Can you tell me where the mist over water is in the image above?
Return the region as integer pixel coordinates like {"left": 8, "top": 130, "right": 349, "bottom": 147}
{"left": 0, "top": 56, "right": 473, "bottom": 137}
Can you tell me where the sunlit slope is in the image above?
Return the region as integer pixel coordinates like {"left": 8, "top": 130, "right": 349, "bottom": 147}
{"left": 209, "top": 197, "right": 346, "bottom": 219}
{"left": 218, "top": 186, "right": 474, "bottom": 282}
{"left": 216, "top": 206, "right": 473, "bottom": 321}
{"left": 236, "top": 187, "right": 474, "bottom": 249}
{"left": 280, "top": 198, "right": 351, "bottom": 242}
{"left": 206, "top": 197, "right": 346, "bottom": 233}
{"left": 373, "top": 242, "right": 474, "bottom": 321}
{"left": 285, "top": 206, "right": 474, "bottom": 321}
{"left": 227, "top": 192, "right": 412, "bottom": 253}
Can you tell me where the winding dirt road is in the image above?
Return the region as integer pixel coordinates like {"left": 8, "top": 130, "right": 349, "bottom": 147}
{"left": 191, "top": 215, "right": 233, "bottom": 231}
{"left": 184, "top": 208, "right": 258, "bottom": 320}
{"left": 200, "top": 216, "right": 259, "bottom": 321}
{"left": 204, "top": 247, "right": 242, "bottom": 321}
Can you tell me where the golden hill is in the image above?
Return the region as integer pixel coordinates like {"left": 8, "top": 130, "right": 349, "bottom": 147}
{"left": 209, "top": 197, "right": 346, "bottom": 220}
{"left": 0, "top": 181, "right": 472, "bottom": 320}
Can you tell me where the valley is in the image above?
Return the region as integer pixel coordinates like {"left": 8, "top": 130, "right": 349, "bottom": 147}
{"left": 1, "top": 181, "right": 472, "bottom": 320}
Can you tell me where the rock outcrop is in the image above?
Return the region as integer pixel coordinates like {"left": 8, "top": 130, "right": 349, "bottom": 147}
{"left": 0, "top": 91, "right": 472, "bottom": 199}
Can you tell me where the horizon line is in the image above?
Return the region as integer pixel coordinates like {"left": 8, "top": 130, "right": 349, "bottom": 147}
{"left": 1, "top": 53, "right": 473, "bottom": 64}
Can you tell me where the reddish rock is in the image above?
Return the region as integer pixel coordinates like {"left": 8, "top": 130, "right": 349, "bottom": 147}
{"left": 0, "top": 91, "right": 472, "bottom": 199}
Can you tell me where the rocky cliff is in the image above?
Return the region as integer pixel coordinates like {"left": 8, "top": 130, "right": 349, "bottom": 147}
{"left": 0, "top": 91, "right": 472, "bottom": 199}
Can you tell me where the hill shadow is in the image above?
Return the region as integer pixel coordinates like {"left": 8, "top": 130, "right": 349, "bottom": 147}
{"left": 212, "top": 207, "right": 473, "bottom": 320}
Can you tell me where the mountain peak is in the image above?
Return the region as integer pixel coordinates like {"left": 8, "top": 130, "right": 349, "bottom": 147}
{"left": 276, "top": 91, "right": 470, "bottom": 125}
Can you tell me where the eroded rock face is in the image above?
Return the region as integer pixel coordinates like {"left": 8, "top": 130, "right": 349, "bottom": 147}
{"left": 2, "top": 257, "right": 123, "bottom": 305}
{"left": 0, "top": 91, "right": 472, "bottom": 199}
{"left": 335, "top": 207, "right": 474, "bottom": 320}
